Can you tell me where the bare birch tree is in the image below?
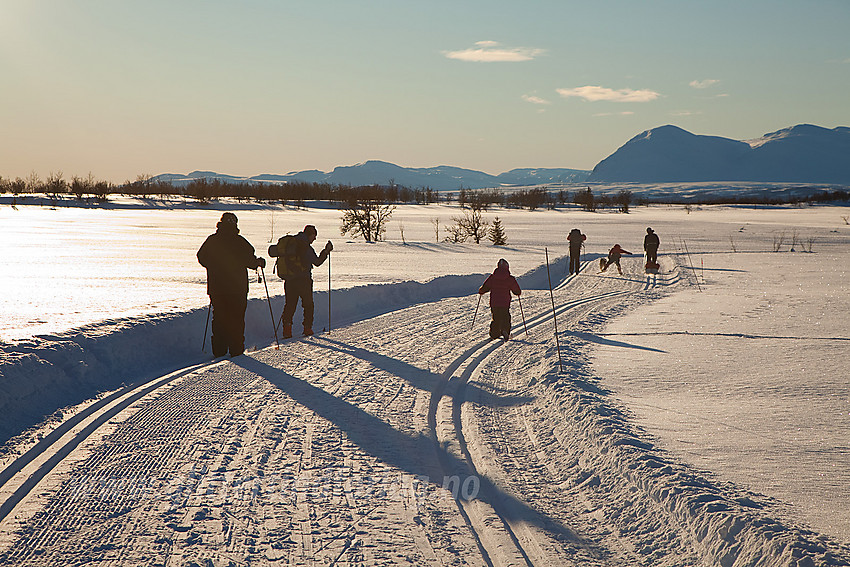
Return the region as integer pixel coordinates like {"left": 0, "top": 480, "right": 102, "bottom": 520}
{"left": 340, "top": 187, "right": 396, "bottom": 242}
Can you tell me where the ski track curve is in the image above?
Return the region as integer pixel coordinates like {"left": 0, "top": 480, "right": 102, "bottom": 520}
{"left": 426, "top": 260, "right": 683, "bottom": 567}
{"left": 1, "top": 257, "right": 849, "bottom": 566}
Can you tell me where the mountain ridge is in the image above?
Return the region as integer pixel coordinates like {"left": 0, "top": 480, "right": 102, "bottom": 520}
{"left": 589, "top": 124, "right": 850, "bottom": 183}
{"left": 151, "top": 124, "right": 850, "bottom": 189}
{"left": 152, "top": 161, "right": 590, "bottom": 191}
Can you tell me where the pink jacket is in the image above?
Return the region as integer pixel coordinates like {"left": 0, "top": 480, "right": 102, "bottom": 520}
{"left": 479, "top": 264, "right": 521, "bottom": 308}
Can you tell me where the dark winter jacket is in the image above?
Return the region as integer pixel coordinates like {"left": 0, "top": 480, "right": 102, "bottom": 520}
{"left": 644, "top": 230, "right": 660, "bottom": 252}
{"left": 567, "top": 229, "right": 586, "bottom": 252}
{"left": 197, "top": 223, "right": 263, "bottom": 296}
{"left": 286, "top": 231, "right": 330, "bottom": 280}
{"left": 479, "top": 265, "right": 521, "bottom": 308}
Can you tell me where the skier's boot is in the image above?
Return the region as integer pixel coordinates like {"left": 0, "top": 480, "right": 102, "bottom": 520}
{"left": 303, "top": 326, "right": 314, "bottom": 337}
{"left": 282, "top": 324, "right": 293, "bottom": 339}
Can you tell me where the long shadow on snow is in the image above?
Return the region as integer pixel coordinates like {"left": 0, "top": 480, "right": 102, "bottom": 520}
{"left": 232, "top": 356, "right": 589, "bottom": 548}
{"left": 566, "top": 330, "right": 667, "bottom": 353}
{"left": 694, "top": 266, "right": 747, "bottom": 273}
{"left": 308, "top": 337, "right": 534, "bottom": 408}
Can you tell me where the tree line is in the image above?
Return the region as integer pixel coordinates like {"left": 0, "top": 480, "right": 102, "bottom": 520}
{"left": 0, "top": 172, "right": 442, "bottom": 207}
{"left": 0, "top": 172, "right": 635, "bottom": 211}
{"left": 2, "top": 171, "right": 848, "bottom": 210}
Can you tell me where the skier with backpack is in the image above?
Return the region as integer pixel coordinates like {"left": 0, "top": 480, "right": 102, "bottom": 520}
{"left": 197, "top": 212, "right": 266, "bottom": 357}
{"left": 478, "top": 259, "right": 522, "bottom": 341}
{"left": 269, "top": 224, "right": 332, "bottom": 338}
{"left": 567, "top": 228, "right": 586, "bottom": 275}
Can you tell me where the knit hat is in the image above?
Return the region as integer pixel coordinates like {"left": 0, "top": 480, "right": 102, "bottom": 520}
{"left": 497, "top": 258, "right": 509, "bottom": 269}
{"left": 220, "top": 212, "right": 238, "bottom": 225}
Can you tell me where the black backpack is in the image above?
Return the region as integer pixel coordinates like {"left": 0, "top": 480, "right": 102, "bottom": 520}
{"left": 268, "top": 235, "right": 305, "bottom": 279}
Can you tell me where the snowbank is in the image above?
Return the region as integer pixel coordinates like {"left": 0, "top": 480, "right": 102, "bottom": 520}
{"left": 0, "top": 271, "right": 505, "bottom": 446}
{"left": 0, "top": 250, "right": 569, "bottom": 447}
{"left": 542, "top": 368, "right": 850, "bottom": 566}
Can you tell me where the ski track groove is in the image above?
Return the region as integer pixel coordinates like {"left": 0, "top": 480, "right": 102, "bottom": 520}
{"left": 428, "top": 260, "right": 681, "bottom": 566}
{"left": 0, "top": 260, "right": 690, "bottom": 566}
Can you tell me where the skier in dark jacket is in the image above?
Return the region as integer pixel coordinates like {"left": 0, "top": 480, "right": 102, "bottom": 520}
{"left": 197, "top": 212, "right": 266, "bottom": 357}
{"left": 280, "top": 225, "right": 333, "bottom": 338}
{"left": 567, "top": 228, "right": 586, "bottom": 275}
{"left": 644, "top": 227, "right": 660, "bottom": 266}
{"left": 478, "top": 259, "right": 521, "bottom": 340}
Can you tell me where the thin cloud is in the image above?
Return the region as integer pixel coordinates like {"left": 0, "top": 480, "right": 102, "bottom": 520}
{"left": 522, "top": 94, "right": 551, "bottom": 105}
{"left": 557, "top": 86, "right": 660, "bottom": 103}
{"left": 671, "top": 110, "right": 702, "bottom": 117}
{"left": 593, "top": 111, "right": 635, "bottom": 117}
{"left": 444, "top": 41, "right": 545, "bottom": 62}
{"left": 689, "top": 79, "right": 720, "bottom": 89}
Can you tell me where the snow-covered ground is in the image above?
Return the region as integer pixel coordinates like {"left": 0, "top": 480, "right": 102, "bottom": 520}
{"left": 1, "top": 196, "right": 849, "bottom": 565}
{"left": 593, "top": 234, "right": 850, "bottom": 540}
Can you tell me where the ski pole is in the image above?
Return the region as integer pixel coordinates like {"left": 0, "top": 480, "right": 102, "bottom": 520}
{"left": 260, "top": 266, "right": 280, "bottom": 349}
{"left": 580, "top": 242, "right": 584, "bottom": 274}
{"left": 517, "top": 294, "right": 528, "bottom": 337}
{"left": 276, "top": 311, "right": 285, "bottom": 336}
{"left": 202, "top": 301, "right": 211, "bottom": 352}
{"left": 472, "top": 293, "right": 482, "bottom": 329}
{"left": 545, "top": 248, "right": 564, "bottom": 373}
{"left": 328, "top": 251, "right": 332, "bottom": 333}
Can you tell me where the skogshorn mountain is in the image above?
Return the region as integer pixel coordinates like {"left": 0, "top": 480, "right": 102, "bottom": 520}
{"left": 588, "top": 124, "right": 850, "bottom": 183}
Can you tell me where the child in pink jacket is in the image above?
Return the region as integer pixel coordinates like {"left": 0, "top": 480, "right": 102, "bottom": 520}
{"left": 478, "top": 259, "right": 522, "bottom": 340}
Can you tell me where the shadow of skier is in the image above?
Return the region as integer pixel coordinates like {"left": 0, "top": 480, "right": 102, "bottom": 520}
{"left": 231, "top": 355, "right": 598, "bottom": 556}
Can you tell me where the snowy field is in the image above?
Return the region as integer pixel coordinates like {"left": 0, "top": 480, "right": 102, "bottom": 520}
{"left": 1, "top": 195, "right": 849, "bottom": 565}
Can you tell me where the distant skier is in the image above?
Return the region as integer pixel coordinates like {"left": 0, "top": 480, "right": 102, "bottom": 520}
{"left": 279, "top": 225, "right": 333, "bottom": 338}
{"left": 567, "top": 228, "right": 586, "bottom": 275}
{"left": 600, "top": 244, "right": 631, "bottom": 275}
{"left": 197, "top": 212, "right": 266, "bottom": 357}
{"left": 478, "top": 259, "right": 521, "bottom": 340}
{"left": 644, "top": 227, "right": 660, "bottom": 268}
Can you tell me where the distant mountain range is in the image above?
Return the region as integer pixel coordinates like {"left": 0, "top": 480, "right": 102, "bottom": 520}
{"left": 588, "top": 124, "right": 850, "bottom": 184}
{"left": 151, "top": 162, "right": 590, "bottom": 191}
{"left": 152, "top": 124, "right": 849, "bottom": 189}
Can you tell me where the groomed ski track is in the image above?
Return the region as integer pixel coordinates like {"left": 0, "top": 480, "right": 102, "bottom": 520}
{"left": 1, "top": 257, "right": 848, "bottom": 566}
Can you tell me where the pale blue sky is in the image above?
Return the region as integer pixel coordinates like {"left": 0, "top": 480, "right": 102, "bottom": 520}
{"left": 2, "top": 0, "right": 848, "bottom": 183}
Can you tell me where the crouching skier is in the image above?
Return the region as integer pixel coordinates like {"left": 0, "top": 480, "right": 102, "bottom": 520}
{"left": 197, "top": 212, "right": 266, "bottom": 357}
{"left": 478, "top": 259, "right": 521, "bottom": 341}
{"left": 600, "top": 244, "right": 631, "bottom": 275}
